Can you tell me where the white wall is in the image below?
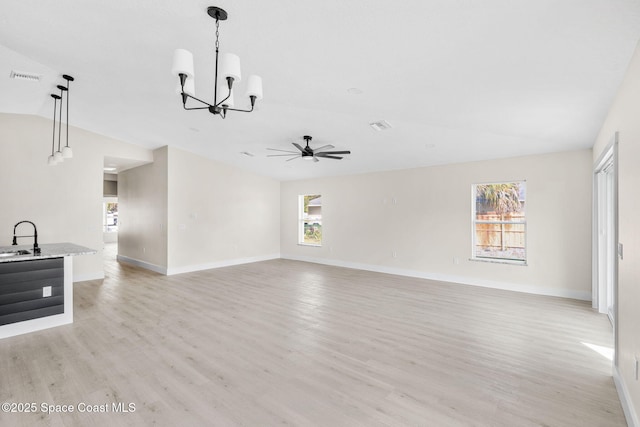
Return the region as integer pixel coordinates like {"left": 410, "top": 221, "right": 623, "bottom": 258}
{"left": 0, "top": 113, "right": 152, "bottom": 280}
{"left": 593, "top": 40, "right": 640, "bottom": 426}
{"left": 118, "top": 146, "right": 281, "bottom": 274}
{"left": 118, "top": 147, "right": 168, "bottom": 271}
{"left": 166, "top": 147, "right": 280, "bottom": 273}
{"left": 281, "top": 149, "right": 592, "bottom": 300}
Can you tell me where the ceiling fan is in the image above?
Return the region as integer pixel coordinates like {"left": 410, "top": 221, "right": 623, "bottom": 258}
{"left": 267, "top": 135, "right": 351, "bottom": 162}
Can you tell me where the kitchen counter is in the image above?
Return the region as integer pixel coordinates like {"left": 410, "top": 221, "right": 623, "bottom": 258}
{"left": 0, "top": 242, "right": 96, "bottom": 339}
{"left": 0, "top": 242, "right": 96, "bottom": 263}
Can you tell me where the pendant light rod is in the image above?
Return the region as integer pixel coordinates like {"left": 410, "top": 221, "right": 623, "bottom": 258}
{"left": 63, "top": 75, "right": 74, "bottom": 148}
{"left": 172, "top": 5, "right": 263, "bottom": 119}
{"left": 61, "top": 74, "right": 74, "bottom": 159}
{"left": 55, "top": 85, "right": 67, "bottom": 163}
{"left": 48, "top": 94, "right": 61, "bottom": 165}
{"left": 56, "top": 85, "right": 67, "bottom": 152}
{"left": 51, "top": 94, "right": 60, "bottom": 156}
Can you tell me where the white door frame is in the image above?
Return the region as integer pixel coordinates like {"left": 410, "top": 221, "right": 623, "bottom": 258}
{"left": 592, "top": 132, "right": 619, "bottom": 365}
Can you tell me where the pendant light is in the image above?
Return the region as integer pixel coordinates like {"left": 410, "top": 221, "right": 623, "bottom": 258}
{"left": 54, "top": 84, "right": 67, "bottom": 163}
{"left": 48, "top": 94, "right": 61, "bottom": 166}
{"left": 47, "top": 74, "right": 75, "bottom": 165}
{"left": 61, "top": 75, "right": 74, "bottom": 158}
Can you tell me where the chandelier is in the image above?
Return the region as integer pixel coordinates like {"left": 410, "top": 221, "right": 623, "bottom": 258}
{"left": 171, "top": 6, "right": 263, "bottom": 119}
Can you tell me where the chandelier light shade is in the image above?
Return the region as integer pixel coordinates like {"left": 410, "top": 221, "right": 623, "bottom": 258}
{"left": 219, "top": 53, "right": 241, "bottom": 83}
{"left": 246, "top": 75, "right": 263, "bottom": 100}
{"left": 172, "top": 6, "right": 263, "bottom": 119}
{"left": 171, "top": 49, "right": 194, "bottom": 78}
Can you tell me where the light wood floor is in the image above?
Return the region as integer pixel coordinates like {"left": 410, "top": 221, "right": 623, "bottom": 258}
{"left": 0, "top": 244, "right": 625, "bottom": 426}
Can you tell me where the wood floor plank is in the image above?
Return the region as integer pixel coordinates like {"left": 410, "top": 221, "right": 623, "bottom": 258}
{"left": 0, "top": 246, "right": 625, "bottom": 426}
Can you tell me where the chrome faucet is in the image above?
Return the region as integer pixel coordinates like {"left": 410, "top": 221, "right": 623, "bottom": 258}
{"left": 12, "top": 221, "right": 41, "bottom": 254}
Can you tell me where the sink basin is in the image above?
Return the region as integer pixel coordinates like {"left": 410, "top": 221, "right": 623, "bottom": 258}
{"left": 0, "top": 249, "right": 31, "bottom": 258}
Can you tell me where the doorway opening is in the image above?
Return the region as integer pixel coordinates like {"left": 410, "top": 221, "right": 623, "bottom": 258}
{"left": 103, "top": 197, "right": 118, "bottom": 261}
{"left": 593, "top": 133, "right": 618, "bottom": 365}
{"left": 103, "top": 169, "right": 118, "bottom": 264}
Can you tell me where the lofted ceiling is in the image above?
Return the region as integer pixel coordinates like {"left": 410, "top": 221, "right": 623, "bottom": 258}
{"left": 1, "top": 0, "right": 640, "bottom": 180}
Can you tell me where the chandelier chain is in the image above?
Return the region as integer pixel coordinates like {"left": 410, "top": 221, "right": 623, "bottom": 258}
{"left": 215, "top": 18, "right": 220, "bottom": 51}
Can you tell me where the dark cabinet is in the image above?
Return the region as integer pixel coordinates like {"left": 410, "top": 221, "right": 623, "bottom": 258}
{"left": 0, "top": 258, "right": 64, "bottom": 326}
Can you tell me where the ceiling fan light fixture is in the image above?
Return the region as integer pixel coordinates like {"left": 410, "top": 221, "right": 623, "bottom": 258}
{"left": 267, "top": 135, "right": 351, "bottom": 163}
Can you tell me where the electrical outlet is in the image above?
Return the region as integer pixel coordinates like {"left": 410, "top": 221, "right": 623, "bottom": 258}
{"left": 453, "top": 257, "right": 460, "bottom": 265}
{"left": 43, "top": 286, "right": 52, "bottom": 298}
{"left": 392, "top": 250, "right": 397, "bottom": 258}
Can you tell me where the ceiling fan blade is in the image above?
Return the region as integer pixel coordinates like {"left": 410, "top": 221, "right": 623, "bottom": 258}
{"left": 292, "top": 142, "right": 305, "bottom": 152}
{"left": 313, "top": 144, "right": 334, "bottom": 152}
{"left": 267, "top": 154, "right": 300, "bottom": 157}
{"left": 286, "top": 156, "right": 300, "bottom": 162}
{"left": 317, "top": 150, "right": 351, "bottom": 155}
{"left": 267, "top": 148, "right": 299, "bottom": 153}
{"left": 316, "top": 154, "right": 343, "bottom": 160}
{"left": 313, "top": 156, "right": 319, "bottom": 162}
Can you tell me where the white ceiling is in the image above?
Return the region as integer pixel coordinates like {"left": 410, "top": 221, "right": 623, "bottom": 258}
{"left": 1, "top": 0, "right": 639, "bottom": 180}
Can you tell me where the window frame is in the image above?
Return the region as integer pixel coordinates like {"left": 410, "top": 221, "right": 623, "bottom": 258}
{"left": 471, "top": 181, "right": 527, "bottom": 265}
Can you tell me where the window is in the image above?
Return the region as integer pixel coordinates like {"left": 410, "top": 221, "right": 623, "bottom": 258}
{"left": 299, "top": 195, "right": 322, "bottom": 246}
{"left": 472, "top": 182, "right": 526, "bottom": 263}
{"left": 103, "top": 201, "right": 118, "bottom": 233}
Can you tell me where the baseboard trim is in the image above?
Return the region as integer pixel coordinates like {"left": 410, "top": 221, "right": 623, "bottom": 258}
{"left": 614, "top": 364, "right": 639, "bottom": 427}
{"left": 166, "top": 253, "right": 281, "bottom": 276}
{"left": 280, "top": 254, "right": 591, "bottom": 301}
{"left": 116, "top": 255, "right": 168, "bottom": 275}
{"left": 73, "top": 272, "right": 105, "bottom": 283}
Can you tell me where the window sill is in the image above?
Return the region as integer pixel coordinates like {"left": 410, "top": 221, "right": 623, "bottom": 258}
{"left": 298, "top": 243, "right": 322, "bottom": 248}
{"left": 470, "top": 257, "right": 527, "bottom": 266}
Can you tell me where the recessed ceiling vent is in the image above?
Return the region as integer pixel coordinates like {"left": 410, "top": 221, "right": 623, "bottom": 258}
{"left": 9, "top": 70, "right": 41, "bottom": 82}
{"left": 369, "top": 120, "right": 392, "bottom": 131}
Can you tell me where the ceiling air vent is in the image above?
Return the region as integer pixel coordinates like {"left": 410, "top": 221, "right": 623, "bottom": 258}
{"left": 9, "top": 70, "right": 41, "bottom": 82}
{"left": 369, "top": 120, "right": 392, "bottom": 131}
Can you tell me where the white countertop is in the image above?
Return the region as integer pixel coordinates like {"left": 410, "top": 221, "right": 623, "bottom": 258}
{"left": 0, "top": 242, "right": 96, "bottom": 263}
